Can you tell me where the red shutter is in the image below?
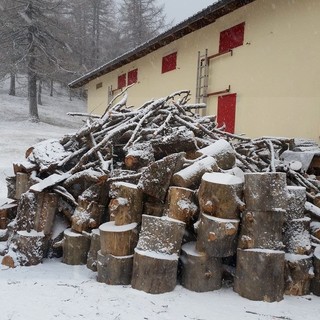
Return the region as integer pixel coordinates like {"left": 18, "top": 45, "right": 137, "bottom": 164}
{"left": 217, "top": 93, "right": 237, "bottom": 133}
{"left": 162, "top": 52, "right": 177, "bottom": 73}
{"left": 219, "top": 22, "right": 245, "bottom": 53}
{"left": 128, "top": 69, "right": 138, "bottom": 85}
{"left": 118, "top": 73, "right": 126, "bottom": 89}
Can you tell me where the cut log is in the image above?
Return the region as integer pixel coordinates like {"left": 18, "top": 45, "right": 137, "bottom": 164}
{"left": 244, "top": 172, "right": 288, "bottom": 211}
{"left": 30, "top": 173, "right": 71, "bottom": 193}
{"left": 286, "top": 186, "right": 306, "bottom": 221}
{"left": 284, "top": 253, "right": 313, "bottom": 296}
{"left": 311, "top": 246, "right": 320, "bottom": 296}
{"left": 6, "top": 176, "right": 16, "bottom": 199}
{"left": 166, "top": 186, "right": 198, "bottom": 225}
{"left": 198, "top": 172, "right": 243, "bottom": 219}
{"left": 180, "top": 241, "right": 222, "bottom": 292}
{"left": 131, "top": 249, "right": 179, "bottom": 294}
{"left": 136, "top": 215, "right": 185, "bottom": 255}
{"left": 143, "top": 201, "right": 164, "bottom": 217}
{"left": 15, "top": 172, "right": 30, "bottom": 200}
{"left": 15, "top": 192, "right": 37, "bottom": 232}
{"left": 124, "top": 142, "right": 155, "bottom": 170}
{"left": 62, "top": 228, "right": 91, "bottom": 265}
{"left": 86, "top": 228, "right": 100, "bottom": 271}
{"left": 172, "top": 156, "right": 218, "bottom": 189}
{"left": 97, "top": 250, "right": 133, "bottom": 285}
{"left": 234, "top": 248, "right": 285, "bottom": 302}
{"left": 283, "top": 217, "right": 312, "bottom": 255}
{"left": 195, "top": 139, "right": 236, "bottom": 170}
{"left": 238, "top": 210, "right": 285, "bottom": 250}
{"left": 196, "top": 213, "right": 239, "bottom": 258}
{"left": 99, "top": 221, "right": 138, "bottom": 256}
{"left": 305, "top": 201, "right": 320, "bottom": 222}
{"left": 109, "top": 182, "right": 143, "bottom": 225}
{"left": 311, "top": 221, "right": 320, "bottom": 240}
{"left": 137, "top": 153, "right": 185, "bottom": 202}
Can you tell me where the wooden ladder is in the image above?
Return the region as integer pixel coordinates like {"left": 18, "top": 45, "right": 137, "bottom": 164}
{"left": 196, "top": 49, "right": 209, "bottom": 105}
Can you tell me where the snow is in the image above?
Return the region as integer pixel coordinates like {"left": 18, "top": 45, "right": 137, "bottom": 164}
{"left": 202, "top": 172, "right": 243, "bottom": 185}
{"left": 135, "top": 248, "right": 179, "bottom": 261}
{"left": 17, "top": 230, "right": 44, "bottom": 237}
{"left": 0, "top": 75, "right": 320, "bottom": 319}
{"left": 99, "top": 221, "right": 138, "bottom": 232}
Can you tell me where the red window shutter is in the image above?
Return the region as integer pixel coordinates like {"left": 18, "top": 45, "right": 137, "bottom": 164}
{"left": 118, "top": 73, "right": 126, "bottom": 89}
{"left": 217, "top": 93, "right": 237, "bottom": 133}
{"left": 162, "top": 52, "right": 177, "bottom": 73}
{"left": 219, "top": 22, "right": 245, "bottom": 53}
{"left": 128, "top": 69, "right": 138, "bottom": 85}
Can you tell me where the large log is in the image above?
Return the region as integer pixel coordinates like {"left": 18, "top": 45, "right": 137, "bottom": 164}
{"left": 171, "top": 156, "right": 218, "bottom": 189}
{"left": 109, "top": 182, "right": 143, "bottom": 225}
{"left": 86, "top": 228, "right": 100, "bottom": 271}
{"left": 284, "top": 253, "right": 313, "bottom": 296}
{"left": 196, "top": 213, "right": 239, "bottom": 258}
{"left": 195, "top": 139, "right": 236, "bottom": 170}
{"left": 286, "top": 186, "right": 306, "bottom": 221}
{"left": 311, "top": 246, "right": 320, "bottom": 296}
{"left": 198, "top": 172, "right": 243, "bottom": 219}
{"left": 238, "top": 210, "right": 285, "bottom": 250}
{"left": 99, "top": 221, "right": 138, "bottom": 256}
{"left": 97, "top": 250, "right": 133, "bottom": 285}
{"left": 244, "top": 172, "right": 288, "bottom": 211}
{"left": 131, "top": 249, "right": 179, "bottom": 294}
{"left": 234, "top": 248, "right": 285, "bottom": 302}
{"left": 166, "top": 186, "right": 198, "bottom": 225}
{"left": 180, "top": 241, "right": 222, "bottom": 292}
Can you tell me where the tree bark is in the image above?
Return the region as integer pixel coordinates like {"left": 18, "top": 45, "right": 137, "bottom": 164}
{"left": 37, "top": 80, "right": 42, "bottom": 105}
{"left": 28, "top": 53, "right": 39, "bottom": 122}
{"left": 286, "top": 186, "right": 306, "bottom": 221}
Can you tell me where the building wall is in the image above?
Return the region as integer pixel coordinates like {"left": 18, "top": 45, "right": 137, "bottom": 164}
{"left": 86, "top": 0, "right": 320, "bottom": 143}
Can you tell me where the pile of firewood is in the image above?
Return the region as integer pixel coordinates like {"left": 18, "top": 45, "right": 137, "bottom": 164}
{"left": 1, "top": 90, "right": 320, "bottom": 301}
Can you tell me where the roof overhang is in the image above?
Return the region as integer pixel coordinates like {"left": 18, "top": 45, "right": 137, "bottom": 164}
{"left": 69, "top": 0, "right": 256, "bottom": 89}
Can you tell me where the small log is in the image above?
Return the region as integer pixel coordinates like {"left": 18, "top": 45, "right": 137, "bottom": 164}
{"left": 30, "top": 173, "right": 71, "bottom": 193}
{"left": 284, "top": 253, "right": 313, "bottom": 296}
{"left": 172, "top": 156, "right": 218, "bottom": 189}
{"left": 86, "top": 228, "right": 100, "bottom": 271}
{"left": 109, "top": 182, "right": 143, "bottom": 225}
{"left": 180, "top": 242, "right": 222, "bottom": 292}
{"left": 244, "top": 172, "right": 288, "bottom": 211}
{"left": 283, "top": 217, "right": 312, "bottom": 255}
{"left": 311, "top": 221, "right": 320, "bottom": 240}
{"left": 166, "top": 186, "right": 198, "bottom": 225}
{"left": 99, "top": 221, "right": 138, "bottom": 256}
{"left": 305, "top": 201, "right": 320, "bottom": 222}
{"left": 198, "top": 172, "right": 243, "bottom": 219}
{"left": 286, "top": 186, "right": 306, "bottom": 221}
{"left": 15, "top": 192, "right": 37, "bottom": 232}
{"left": 234, "top": 248, "right": 285, "bottom": 302}
{"left": 136, "top": 215, "right": 185, "bottom": 255}
{"left": 311, "top": 246, "right": 320, "bottom": 296}
{"left": 238, "top": 210, "right": 285, "bottom": 250}
{"left": 124, "top": 142, "right": 155, "bottom": 170}
{"left": 196, "top": 213, "right": 239, "bottom": 257}
{"left": 97, "top": 250, "right": 133, "bottom": 285}
{"left": 195, "top": 139, "right": 236, "bottom": 169}
{"left": 62, "top": 228, "right": 91, "bottom": 265}
{"left": 15, "top": 172, "right": 30, "bottom": 200}
{"left": 131, "top": 249, "right": 179, "bottom": 294}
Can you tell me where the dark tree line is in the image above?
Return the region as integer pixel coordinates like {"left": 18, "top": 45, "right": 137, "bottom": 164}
{"left": 0, "top": 0, "right": 168, "bottom": 122}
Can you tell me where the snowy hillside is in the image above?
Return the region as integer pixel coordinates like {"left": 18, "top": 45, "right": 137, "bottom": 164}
{"left": 0, "top": 75, "right": 319, "bottom": 320}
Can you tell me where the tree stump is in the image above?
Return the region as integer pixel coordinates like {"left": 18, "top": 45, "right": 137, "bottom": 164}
{"left": 131, "top": 249, "right": 179, "bottom": 294}
{"left": 196, "top": 213, "right": 239, "bottom": 258}
{"left": 198, "top": 172, "right": 243, "bottom": 219}
{"left": 86, "top": 228, "right": 100, "bottom": 271}
{"left": 166, "top": 186, "right": 198, "bottom": 225}
{"left": 238, "top": 210, "right": 285, "bottom": 250}
{"left": 311, "top": 246, "right": 320, "bottom": 296}
{"left": 244, "top": 173, "right": 288, "bottom": 211}
{"left": 283, "top": 217, "right": 312, "bottom": 255}
{"left": 62, "top": 228, "right": 91, "bottom": 265}
{"left": 195, "top": 139, "right": 236, "bottom": 170}
{"left": 180, "top": 242, "right": 222, "bottom": 292}
{"left": 97, "top": 250, "right": 133, "bottom": 285}
{"left": 284, "top": 253, "right": 313, "bottom": 296}
{"left": 99, "top": 222, "right": 138, "bottom": 256}
{"left": 109, "top": 182, "right": 143, "bottom": 225}
{"left": 286, "top": 186, "right": 306, "bottom": 221}
{"left": 171, "top": 156, "right": 218, "bottom": 189}
{"left": 136, "top": 215, "right": 185, "bottom": 255}
{"left": 234, "top": 248, "right": 285, "bottom": 302}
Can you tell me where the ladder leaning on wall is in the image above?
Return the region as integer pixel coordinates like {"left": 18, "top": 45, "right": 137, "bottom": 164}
{"left": 196, "top": 49, "right": 209, "bottom": 105}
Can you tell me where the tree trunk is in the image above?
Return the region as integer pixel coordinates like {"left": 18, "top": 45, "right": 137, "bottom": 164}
{"left": 9, "top": 72, "right": 16, "bottom": 96}
{"left": 50, "top": 79, "right": 54, "bottom": 97}
{"left": 234, "top": 248, "right": 285, "bottom": 302}
{"left": 28, "top": 54, "right": 39, "bottom": 122}
{"left": 180, "top": 241, "right": 222, "bottom": 292}
{"left": 37, "top": 80, "right": 42, "bottom": 105}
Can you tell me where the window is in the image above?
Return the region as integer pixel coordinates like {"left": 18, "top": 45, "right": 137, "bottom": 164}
{"left": 128, "top": 69, "right": 138, "bottom": 85}
{"left": 96, "top": 82, "right": 103, "bottom": 90}
{"left": 162, "top": 52, "right": 177, "bottom": 73}
{"left": 219, "top": 22, "right": 245, "bottom": 53}
{"left": 217, "top": 93, "right": 237, "bottom": 133}
{"left": 118, "top": 73, "right": 126, "bottom": 89}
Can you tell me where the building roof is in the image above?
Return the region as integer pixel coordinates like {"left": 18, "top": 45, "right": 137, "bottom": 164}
{"left": 69, "top": 0, "right": 256, "bottom": 89}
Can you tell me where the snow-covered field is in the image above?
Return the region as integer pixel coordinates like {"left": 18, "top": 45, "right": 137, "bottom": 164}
{"left": 0, "top": 75, "right": 319, "bottom": 320}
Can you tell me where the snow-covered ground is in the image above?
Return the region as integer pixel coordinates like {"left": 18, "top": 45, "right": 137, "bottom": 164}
{"left": 0, "top": 75, "right": 319, "bottom": 320}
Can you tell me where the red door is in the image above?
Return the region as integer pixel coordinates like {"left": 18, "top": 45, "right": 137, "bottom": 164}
{"left": 217, "top": 93, "right": 237, "bottom": 133}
